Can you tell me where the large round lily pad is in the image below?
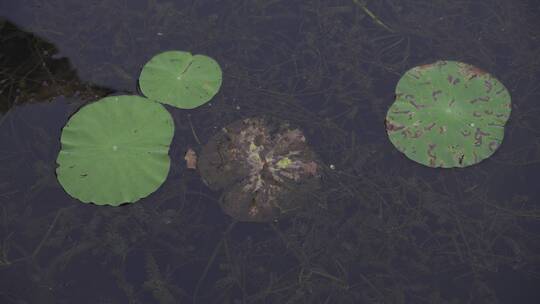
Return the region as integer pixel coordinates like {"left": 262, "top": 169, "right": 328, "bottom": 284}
{"left": 385, "top": 60, "right": 511, "bottom": 168}
{"left": 139, "top": 50, "right": 222, "bottom": 109}
{"left": 56, "top": 95, "right": 174, "bottom": 205}
{"left": 198, "top": 117, "right": 321, "bottom": 222}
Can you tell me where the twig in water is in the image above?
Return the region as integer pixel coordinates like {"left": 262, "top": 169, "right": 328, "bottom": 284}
{"left": 352, "top": 0, "right": 394, "bottom": 33}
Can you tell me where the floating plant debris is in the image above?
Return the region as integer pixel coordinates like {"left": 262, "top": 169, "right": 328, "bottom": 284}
{"left": 184, "top": 148, "right": 197, "bottom": 169}
{"left": 56, "top": 95, "right": 174, "bottom": 205}
{"left": 386, "top": 60, "right": 511, "bottom": 168}
{"left": 198, "top": 117, "right": 321, "bottom": 222}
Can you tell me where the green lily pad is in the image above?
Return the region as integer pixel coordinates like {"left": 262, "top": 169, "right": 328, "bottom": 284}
{"left": 385, "top": 60, "right": 511, "bottom": 168}
{"left": 139, "top": 50, "right": 222, "bottom": 109}
{"left": 56, "top": 95, "right": 174, "bottom": 205}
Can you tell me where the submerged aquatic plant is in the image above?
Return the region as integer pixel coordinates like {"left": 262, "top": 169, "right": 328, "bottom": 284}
{"left": 385, "top": 60, "right": 511, "bottom": 168}
{"left": 198, "top": 117, "right": 321, "bottom": 222}
{"left": 56, "top": 95, "right": 174, "bottom": 205}
{"left": 139, "top": 50, "right": 223, "bottom": 109}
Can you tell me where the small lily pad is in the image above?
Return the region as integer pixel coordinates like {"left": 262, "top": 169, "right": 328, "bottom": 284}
{"left": 386, "top": 60, "right": 511, "bottom": 168}
{"left": 139, "top": 50, "right": 222, "bottom": 109}
{"left": 56, "top": 95, "right": 174, "bottom": 205}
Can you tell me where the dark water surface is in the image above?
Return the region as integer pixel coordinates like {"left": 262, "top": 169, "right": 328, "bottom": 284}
{"left": 1, "top": 1, "right": 539, "bottom": 303}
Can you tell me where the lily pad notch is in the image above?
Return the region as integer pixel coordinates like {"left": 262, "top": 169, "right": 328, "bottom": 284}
{"left": 385, "top": 60, "right": 511, "bottom": 168}
{"left": 139, "top": 50, "right": 223, "bottom": 109}
{"left": 56, "top": 95, "right": 175, "bottom": 206}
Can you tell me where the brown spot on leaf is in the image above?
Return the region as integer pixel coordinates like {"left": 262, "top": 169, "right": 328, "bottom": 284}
{"left": 427, "top": 143, "right": 437, "bottom": 166}
{"left": 411, "top": 130, "right": 423, "bottom": 138}
{"left": 470, "top": 96, "right": 489, "bottom": 104}
{"left": 385, "top": 119, "right": 405, "bottom": 132}
{"left": 424, "top": 122, "right": 436, "bottom": 131}
{"left": 405, "top": 94, "right": 424, "bottom": 109}
{"left": 410, "top": 100, "right": 424, "bottom": 109}
{"left": 458, "top": 153, "right": 465, "bottom": 166}
{"left": 417, "top": 63, "right": 434, "bottom": 70}
{"left": 489, "top": 141, "right": 499, "bottom": 152}
{"left": 460, "top": 64, "right": 487, "bottom": 80}
{"left": 392, "top": 110, "right": 411, "bottom": 114}
{"left": 403, "top": 129, "right": 415, "bottom": 138}
{"left": 484, "top": 80, "right": 493, "bottom": 93}
{"left": 432, "top": 90, "right": 442, "bottom": 101}
{"left": 439, "top": 126, "right": 447, "bottom": 134}
{"left": 447, "top": 75, "right": 460, "bottom": 85}
{"left": 474, "top": 128, "right": 490, "bottom": 146}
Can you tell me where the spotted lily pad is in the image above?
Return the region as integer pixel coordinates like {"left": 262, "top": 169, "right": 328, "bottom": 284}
{"left": 385, "top": 60, "right": 511, "bottom": 168}
{"left": 198, "top": 117, "right": 321, "bottom": 222}
{"left": 56, "top": 95, "right": 174, "bottom": 205}
{"left": 139, "top": 50, "right": 222, "bottom": 109}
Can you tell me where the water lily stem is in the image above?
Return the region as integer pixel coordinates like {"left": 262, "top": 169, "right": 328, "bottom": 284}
{"left": 193, "top": 220, "right": 236, "bottom": 304}
{"left": 32, "top": 208, "right": 63, "bottom": 258}
{"left": 187, "top": 114, "right": 201, "bottom": 145}
{"left": 352, "top": 0, "right": 394, "bottom": 33}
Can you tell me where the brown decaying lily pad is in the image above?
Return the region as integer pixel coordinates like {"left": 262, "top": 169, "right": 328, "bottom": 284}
{"left": 198, "top": 117, "right": 321, "bottom": 222}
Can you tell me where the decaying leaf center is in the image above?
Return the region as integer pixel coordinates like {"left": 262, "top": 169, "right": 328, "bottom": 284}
{"left": 198, "top": 117, "right": 321, "bottom": 222}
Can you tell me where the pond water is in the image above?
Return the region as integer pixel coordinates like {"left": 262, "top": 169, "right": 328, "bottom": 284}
{"left": 1, "top": 1, "right": 539, "bottom": 303}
